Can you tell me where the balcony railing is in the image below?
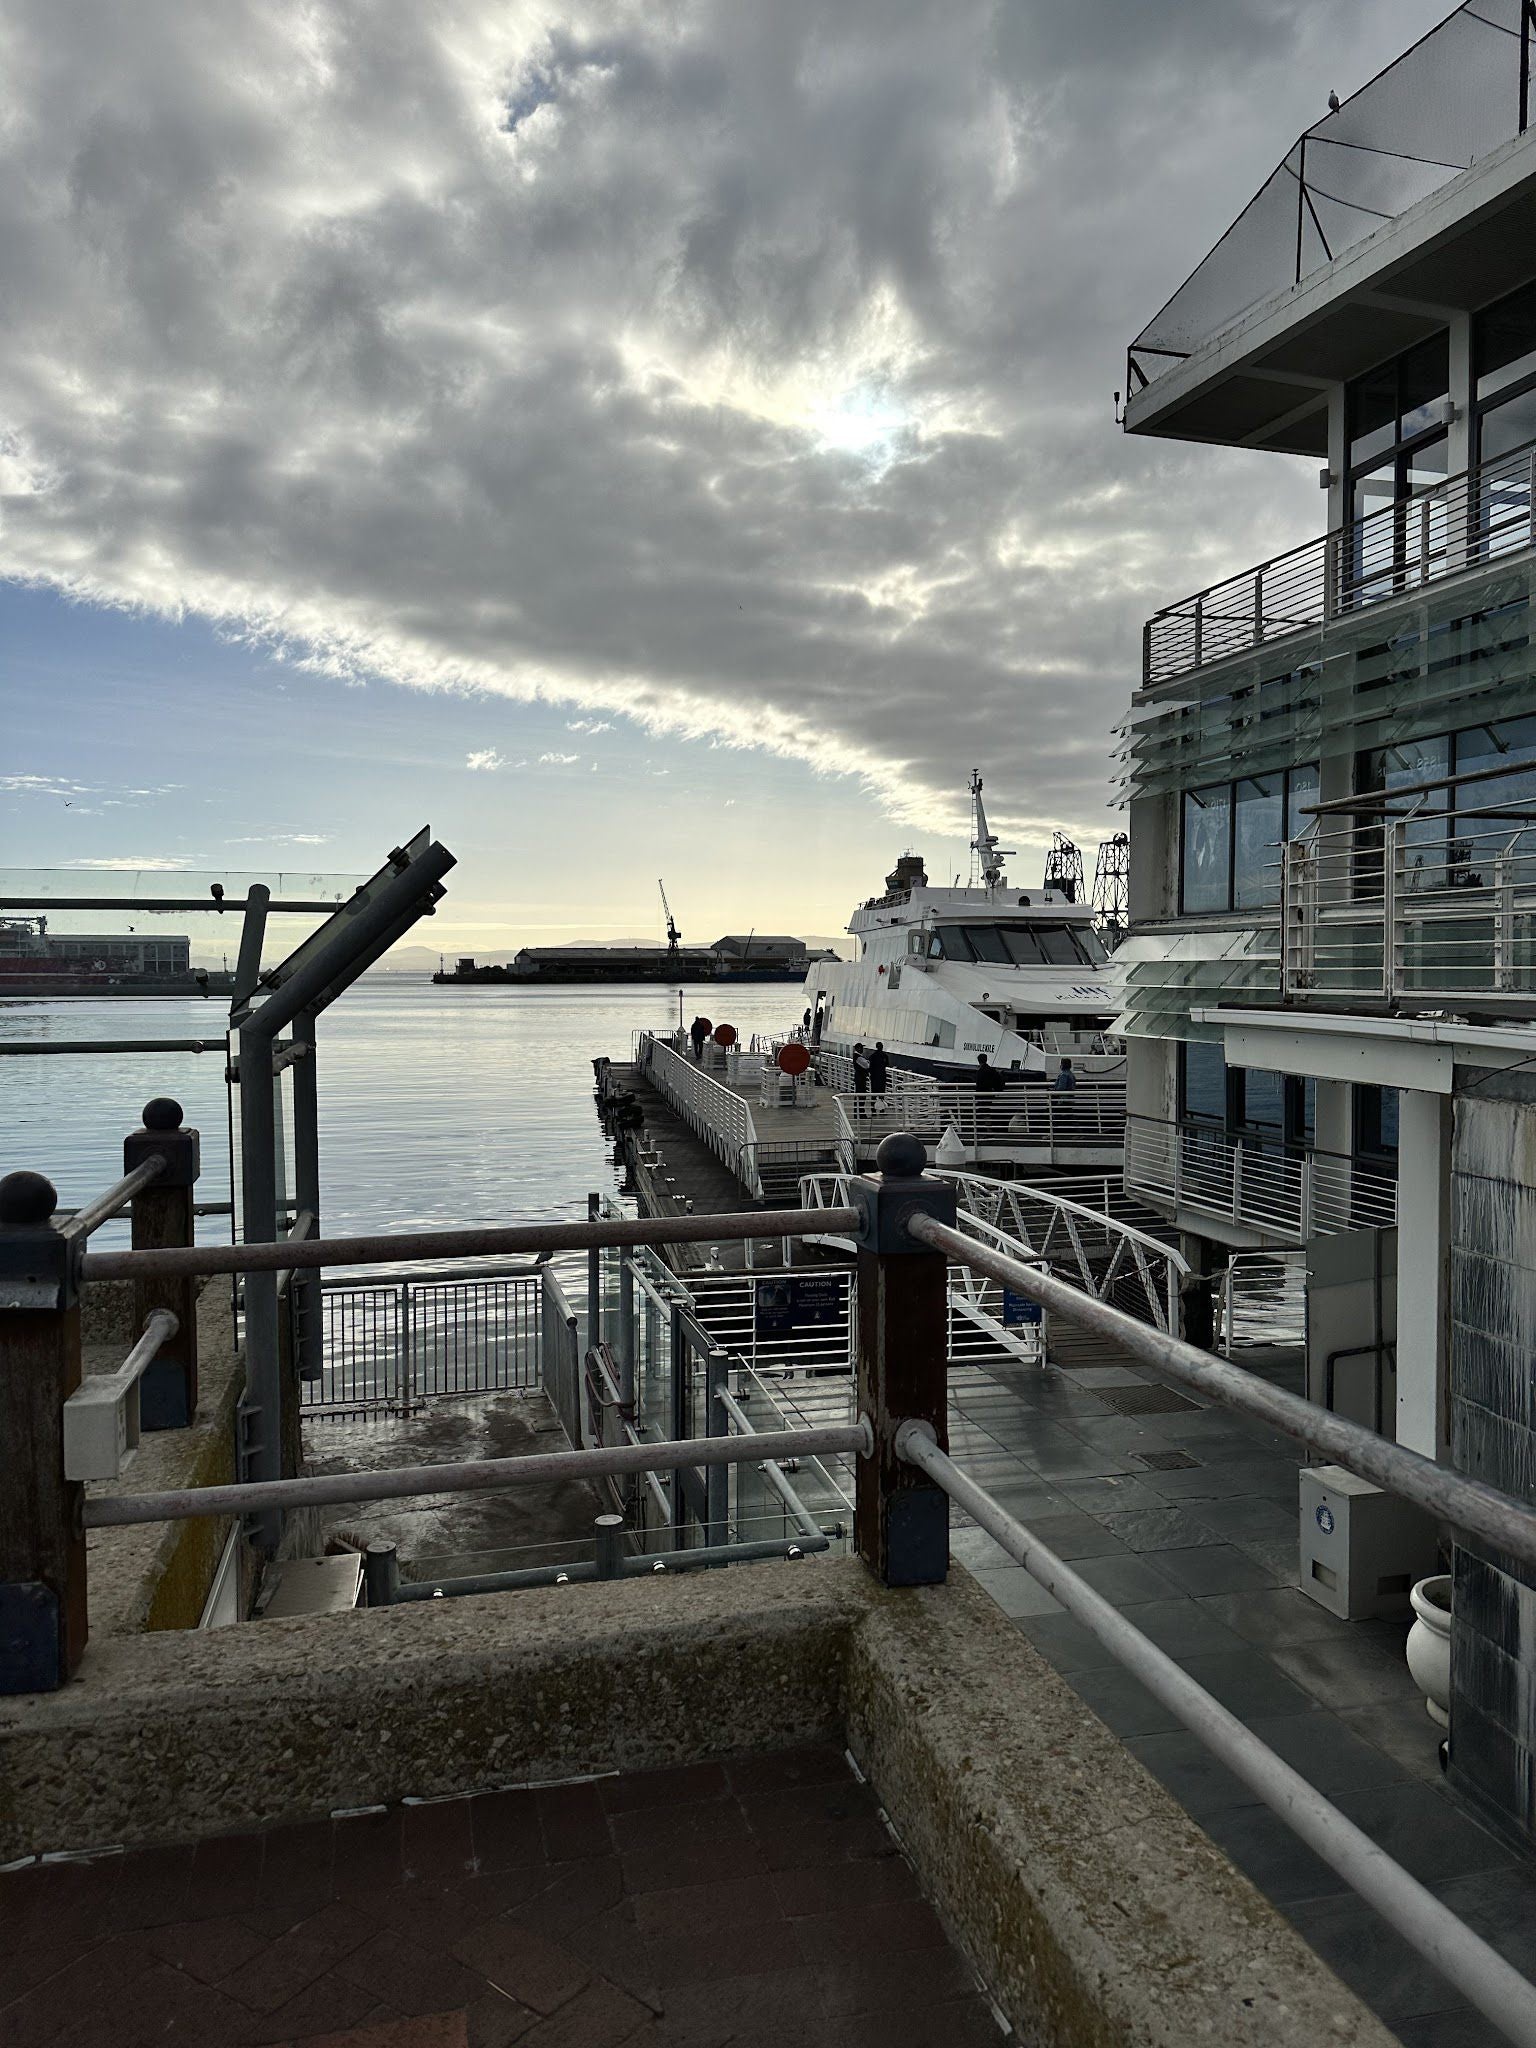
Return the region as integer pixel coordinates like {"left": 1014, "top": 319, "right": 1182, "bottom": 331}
{"left": 1144, "top": 433, "right": 1536, "bottom": 685}
{"left": 1125, "top": 1113, "right": 1397, "bottom": 1246}
{"left": 1283, "top": 810, "right": 1536, "bottom": 1005}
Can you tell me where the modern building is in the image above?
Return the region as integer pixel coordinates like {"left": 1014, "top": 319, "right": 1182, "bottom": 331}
{"left": 1120, "top": 0, "right": 1536, "bottom": 1844}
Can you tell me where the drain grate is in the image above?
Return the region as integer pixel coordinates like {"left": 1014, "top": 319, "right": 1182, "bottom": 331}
{"left": 1131, "top": 1448, "right": 1201, "bottom": 1472}
{"left": 1099, "top": 1384, "right": 1202, "bottom": 1416}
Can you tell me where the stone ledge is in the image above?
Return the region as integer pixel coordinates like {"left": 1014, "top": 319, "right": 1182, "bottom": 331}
{"left": 0, "top": 1558, "right": 1395, "bottom": 2048}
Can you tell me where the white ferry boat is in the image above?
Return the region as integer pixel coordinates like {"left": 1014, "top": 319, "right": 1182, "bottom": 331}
{"left": 801, "top": 775, "right": 1123, "bottom": 1083}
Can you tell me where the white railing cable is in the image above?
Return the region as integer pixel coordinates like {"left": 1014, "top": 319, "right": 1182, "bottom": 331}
{"left": 896, "top": 1418, "right": 1536, "bottom": 2048}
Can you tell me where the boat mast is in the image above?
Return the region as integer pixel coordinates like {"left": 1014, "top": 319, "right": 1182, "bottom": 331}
{"left": 969, "top": 770, "right": 1012, "bottom": 889}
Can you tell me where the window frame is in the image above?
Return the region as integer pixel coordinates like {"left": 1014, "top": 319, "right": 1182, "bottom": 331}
{"left": 1179, "top": 763, "right": 1319, "bottom": 915}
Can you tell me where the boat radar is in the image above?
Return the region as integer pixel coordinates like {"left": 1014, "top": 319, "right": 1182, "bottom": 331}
{"left": 970, "top": 770, "right": 1013, "bottom": 890}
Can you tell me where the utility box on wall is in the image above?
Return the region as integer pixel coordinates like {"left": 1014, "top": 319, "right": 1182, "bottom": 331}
{"left": 1299, "top": 1464, "right": 1439, "bottom": 1620}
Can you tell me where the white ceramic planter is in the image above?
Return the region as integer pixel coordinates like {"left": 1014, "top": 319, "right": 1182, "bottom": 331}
{"left": 1406, "top": 1573, "right": 1452, "bottom": 1728}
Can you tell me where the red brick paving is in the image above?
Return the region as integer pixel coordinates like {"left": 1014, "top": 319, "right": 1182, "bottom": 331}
{"left": 0, "top": 1749, "right": 1001, "bottom": 2048}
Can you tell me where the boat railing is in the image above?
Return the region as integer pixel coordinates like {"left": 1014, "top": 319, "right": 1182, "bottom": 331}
{"left": 9, "top": 1146, "right": 1536, "bottom": 2041}
{"left": 635, "top": 1031, "right": 763, "bottom": 1197}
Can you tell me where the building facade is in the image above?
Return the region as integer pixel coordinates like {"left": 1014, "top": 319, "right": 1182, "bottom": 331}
{"left": 1121, "top": 2, "right": 1536, "bottom": 1843}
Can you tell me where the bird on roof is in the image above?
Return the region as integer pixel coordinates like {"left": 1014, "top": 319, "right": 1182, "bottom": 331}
{"left": 1328, "top": 90, "right": 1341, "bottom": 113}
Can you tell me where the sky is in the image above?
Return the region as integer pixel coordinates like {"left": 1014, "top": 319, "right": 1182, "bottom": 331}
{"left": 0, "top": 0, "right": 1453, "bottom": 956}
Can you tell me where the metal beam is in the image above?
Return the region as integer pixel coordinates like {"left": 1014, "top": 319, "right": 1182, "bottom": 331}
{"left": 79, "top": 1206, "right": 863, "bottom": 1282}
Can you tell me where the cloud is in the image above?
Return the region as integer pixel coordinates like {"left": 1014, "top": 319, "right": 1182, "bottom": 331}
{"left": 538, "top": 750, "right": 580, "bottom": 765}
{"left": 63, "top": 855, "right": 196, "bottom": 870}
{"left": 0, "top": 0, "right": 1449, "bottom": 842}
{"left": 226, "top": 831, "right": 332, "bottom": 845}
{"left": 567, "top": 718, "right": 614, "bottom": 734}
{"left": 465, "top": 748, "right": 508, "bottom": 771}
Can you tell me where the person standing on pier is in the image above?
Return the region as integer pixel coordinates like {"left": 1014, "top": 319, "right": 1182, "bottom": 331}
{"left": 852, "top": 1041, "right": 870, "bottom": 1104}
{"left": 869, "top": 1042, "right": 889, "bottom": 1104}
{"left": 976, "top": 1052, "right": 1006, "bottom": 1093}
{"left": 1054, "top": 1057, "right": 1077, "bottom": 1092}
{"left": 690, "top": 1015, "right": 709, "bottom": 1061}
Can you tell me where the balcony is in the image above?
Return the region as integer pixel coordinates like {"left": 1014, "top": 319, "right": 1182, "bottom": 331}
{"left": 1125, "top": 1112, "right": 1398, "bottom": 1247}
{"left": 1144, "top": 435, "right": 1536, "bottom": 686}
{"left": 1284, "top": 809, "right": 1536, "bottom": 1008}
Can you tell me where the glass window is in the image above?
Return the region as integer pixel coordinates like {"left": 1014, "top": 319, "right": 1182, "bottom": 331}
{"left": 1476, "top": 278, "right": 1536, "bottom": 402}
{"left": 1355, "top": 1084, "right": 1399, "bottom": 1160}
{"left": 1477, "top": 388, "right": 1536, "bottom": 557}
{"left": 1349, "top": 362, "right": 1397, "bottom": 468}
{"left": 1237, "top": 1068, "right": 1284, "bottom": 1139}
{"left": 930, "top": 927, "right": 972, "bottom": 962}
{"left": 1398, "top": 333, "right": 1450, "bottom": 443}
{"left": 1180, "top": 1042, "right": 1227, "bottom": 1125}
{"left": 1233, "top": 774, "right": 1284, "bottom": 909}
{"left": 1181, "top": 784, "right": 1231, "bottom": 913}
{"left": 1076, "top": 926, "right": 1108, "bottom": 963}
{"left": 1035, "top": 928, "right": 1080, "bottom": 966}
{"left": 965, "top": 926, "right": 1011, "bottom": 965}
{"left": 999, "top": 927, "right": 1045, "bottom": 967}
{"left": 1286, "top": 762, "right": 1319, "bottom": 841}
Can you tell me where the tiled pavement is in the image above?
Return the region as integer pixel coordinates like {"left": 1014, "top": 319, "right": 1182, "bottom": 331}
{"left": 0, "top": 1750, "right": 1002, "bottom": 2048}
{"left": 947, "top": 1337, "right": 1533, "bottom": 2047}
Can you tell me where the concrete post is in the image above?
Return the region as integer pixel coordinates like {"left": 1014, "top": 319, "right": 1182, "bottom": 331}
{"left": 850, "top": 1134, "right": 956, "bottom": 1588}
{"left": 1396, "top": 1091, "right": 1451, "bottom": 1459}
{"left": 124, "top": 1098, "right": 200, "bottom": 1429}
{"left": 0, "top": 1171, "right": 86, "bottom": 1692}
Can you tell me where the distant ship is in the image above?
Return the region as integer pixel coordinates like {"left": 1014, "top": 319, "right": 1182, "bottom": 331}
{"left": 435, "top": 933, "right": 838, "bottom": 987}
{"left": 0, "top": 916, "right": 233, "bottom": 998}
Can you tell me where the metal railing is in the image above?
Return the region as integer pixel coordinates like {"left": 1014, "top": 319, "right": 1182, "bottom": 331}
{"left": 11, "top": 1154, "right": 1536, "bottom": 2042}
{"left": 1145, "top": 432, "right": 1536, "bottom": 685}
{"left": 833, "top": 1077, "right": 1127, "bottom": 1163}
{"left": 1283, "top": 810, "right": 1536, "bottom": 1003}
{"left": 637, "top": 1032, "right": 762, "bottom": 1195}
{"left": 800, "top": 1167, "right": 1185, "bottom": 1338}
{"left": 312, "top": 1268, "right": 544, "bottom": 1417}
{"left": 1126, "top": 1113, "right": 1398, "bottom": 1245}
{"left": 1218, "top": 1248, "right": 1308, "bottom": 1354}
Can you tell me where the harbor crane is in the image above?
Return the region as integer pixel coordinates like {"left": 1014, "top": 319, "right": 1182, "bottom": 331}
{"left": 1043, "top": 830, "right": 1084, "bottom": 904}
{"left": 658, "top": 879, "right": 681, "bottom": 955}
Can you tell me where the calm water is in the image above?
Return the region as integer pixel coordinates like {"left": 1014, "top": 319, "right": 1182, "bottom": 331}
{"left": 0, "top": 980, "right": 801, "bottom": 1245}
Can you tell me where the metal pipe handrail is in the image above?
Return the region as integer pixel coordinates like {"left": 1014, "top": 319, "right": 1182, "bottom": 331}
{"left": 83, "top": 1420, "right": 873, "bottom": 1529}
{"left": 909, "top": 1212, "right": 1536, "bottom": 1577}
{"left": 0, "top": 1040, "right": 228, "bottom": 1057}
{"left": 715, "top": 1384, "right": 826, "bottom": 1543}
{"left": 78, "top": 1204, "right": 862, "bottom": 1283}
{"left": 896, "top": 1421, "right": 1536, "bottom": 2048}
{"left": 57, "top": 1154, "right": 166, "bottom": 1244}
{"left": 321, "top": 1262, "right": 548, "bottom": 1291}
{"left": 393, "top": 1532, "right": 828, "bottom": 1600}
{"left": 105, "top": 1308, "right": 180, "bottom": 1393}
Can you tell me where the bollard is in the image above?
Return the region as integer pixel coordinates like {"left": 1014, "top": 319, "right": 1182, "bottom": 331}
{"left": 363, "top": 1538, "right": 400, "bottom": 1607}
{"left": 124, "top": 1098, "right": 201, "bottom": 1429}
{"left": 0, "top": 1170, "right": 86, "bottom": 1692}
{"left": 850, "top": 1133, "right": 956, "bottom": 1588}
{"left": 594, "top": 1512, "right": 625, "bottom": 1580}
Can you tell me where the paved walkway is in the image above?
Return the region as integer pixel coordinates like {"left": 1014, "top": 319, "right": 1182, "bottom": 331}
{"left": 948, "top": 1334, "right": 1530, "bottom": 2047}
{"left": 0, "top": 1751, "right": 1001, "bottom": 2048}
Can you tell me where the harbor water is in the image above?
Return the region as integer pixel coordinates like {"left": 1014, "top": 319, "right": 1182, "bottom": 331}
{"left": 0, "top": 979, "right": 801, "bottom": 1244}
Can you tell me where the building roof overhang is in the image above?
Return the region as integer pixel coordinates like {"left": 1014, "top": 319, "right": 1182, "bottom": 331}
{"left": 1124, "top": 127, "right": 1536, "bottom": 455}
{"left": 1191, "top": 1004, "right": 1536, "bottom": 1091}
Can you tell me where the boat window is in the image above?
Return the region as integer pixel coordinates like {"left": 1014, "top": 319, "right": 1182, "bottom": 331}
{"left": 997, "top": 928, "right": 1044, "bottom": 966}
{"left": 1077, "top": 926, "right": 1108, "bottom": 963}
{"left": 1034, "top": 927, "right": 1080, "bottom": 967}
{"left": 966, "top": 926, "right": 1012, "bottom": 965}
{"left": 928, "top": 1018, "right": 956, "bottom": 1048}
{"left": 930, "top": 926, "right": 972, "bottom": 961}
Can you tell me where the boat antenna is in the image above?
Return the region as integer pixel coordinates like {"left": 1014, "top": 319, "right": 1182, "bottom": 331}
{"left": 658, "top": 879, "right": 681, "bottom": 956}
{"left": 969, "top": 770, "right": 1012, "bottom": 889}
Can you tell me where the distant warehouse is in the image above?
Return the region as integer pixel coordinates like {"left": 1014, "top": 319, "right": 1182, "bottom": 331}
{"left": 435, "top": 934, "right": 837, "bottom": 986}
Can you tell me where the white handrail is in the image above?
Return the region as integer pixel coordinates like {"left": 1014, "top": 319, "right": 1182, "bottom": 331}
{"left": 638, "top": 1032, "right": 763, "bottom": 1197}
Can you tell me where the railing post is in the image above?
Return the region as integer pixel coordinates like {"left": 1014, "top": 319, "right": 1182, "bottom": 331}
{"left": 705, "top": 1349, "right": 730, "bottom": 1548}
{"left": 1231, "top": 1139, "right": 1244, "bottom": 1227}
{"left": 124, "top": 1098, "right": 200, "bottom": 1429}
{"left": 398, "top": 1281, "right": 413, "bottom": 1419}
{"left": 0, "top": 1171, "right": 86, "bottom": 1693}
{"left": 1495, "top": 848, "right": 1515, "bottom": 991}
{"left": 586, "top": 1192, "right": 601, "bottom": 1356}
{"left": 363, "top": 1538, "right": 399, "bottom": 1606}
{"left": 1193, "top": 594, "right": 1204, "bottom": 668}
{"left": 594, "top": 1512, "right": 625, "bottom": 1580}
{"left": 850, "top": 1133, "right": 956, "bottom": 1588}
{"left": 1382, "top": 817, "right": 1400, "bottom": 997}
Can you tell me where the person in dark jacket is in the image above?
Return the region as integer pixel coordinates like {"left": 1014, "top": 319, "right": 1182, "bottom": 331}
{"left": 689, "top": 1016, "right": 709, "bottom": 1061}
{"left": 869, "top": 1042, "right": 889, "bottom": 1102}
{"left": 1054, "top": 1057, "right": 1077, "bottom": 1091}
{"left": 851, "top": 1042, "right": 870, "bottom": 1098}
{"left": 975, "top": 1052, "right": 1007, "bottom": 1093}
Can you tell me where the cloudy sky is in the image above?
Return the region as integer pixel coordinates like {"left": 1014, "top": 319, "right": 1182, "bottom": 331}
{"left": 0, "top": 0, "right": 1449, "bottom": 951}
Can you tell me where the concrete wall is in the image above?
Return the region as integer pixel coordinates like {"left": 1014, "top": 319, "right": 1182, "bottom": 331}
{"left": 0, "top": 1558, "right": 1394, "bottom": 2048}
{"left": 1448, "top": 1076, "right": 1536, "bottom": 1844}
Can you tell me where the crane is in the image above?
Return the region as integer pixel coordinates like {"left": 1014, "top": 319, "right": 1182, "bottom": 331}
{"left": 658, "top": 879, "right": 681, "bottom": 955}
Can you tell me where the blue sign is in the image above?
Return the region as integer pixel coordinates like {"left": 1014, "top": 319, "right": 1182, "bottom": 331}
{"left": 1002, "top": 1288, "right": 1042, "bottom": 1329}
{"left": 755, "top": 1273, "right": 843, "bottom": 1336}
{"left": 1315, "top": 1503, "right": 1336, "bottom": 1536}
